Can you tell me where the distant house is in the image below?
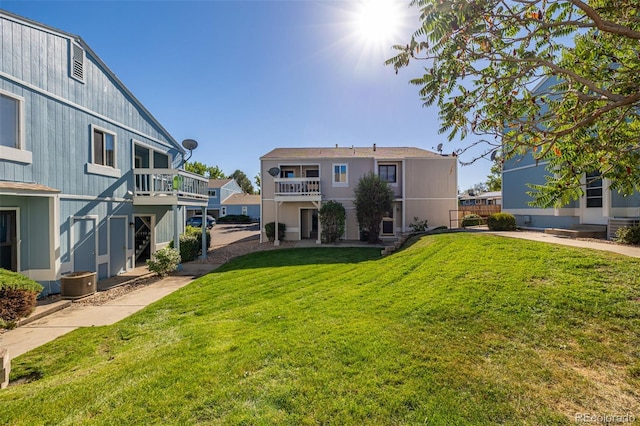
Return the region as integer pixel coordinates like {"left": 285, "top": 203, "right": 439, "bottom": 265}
{"left": 260, "top": 146, "right": 458, "bottom": 243}
{"left": 222, "top": 193, "right": 261, "bottom": 222}
{"left": 502, "top": 76, "right": 640, "bottom": 238}
{"left": 0, "top": 10, "right": 208, "bottom": 295}
{"left": 459, "top": 191, "right": 502, "bottom": 207}
{"left": 187, "top": 179, "right": 241, "bottom": 219}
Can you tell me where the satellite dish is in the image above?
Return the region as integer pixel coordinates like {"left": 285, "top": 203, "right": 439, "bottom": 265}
{"left": 268, "top": 167, "right": 281, "bottom": 177}
{"left": 436, "top": 143, "right": 443, "bottom": 153}
{"left": 182, "top": 139, "right": 198, "bottom": 151}
{"left": 490, "top": 150, "right": 498, "bottom": 161}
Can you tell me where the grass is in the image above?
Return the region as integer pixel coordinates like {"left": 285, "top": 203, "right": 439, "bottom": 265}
{"left": 2, "top": 233, "right": 639, "bottom": 425}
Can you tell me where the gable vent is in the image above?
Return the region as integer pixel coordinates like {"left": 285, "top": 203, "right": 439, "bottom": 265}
{"left": 71, "top": 42, "right": 84, "bottom": 81}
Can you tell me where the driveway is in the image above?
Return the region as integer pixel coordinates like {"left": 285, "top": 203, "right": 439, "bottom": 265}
{"left": 211, "top": 223, "right": 260, "bottom": 247}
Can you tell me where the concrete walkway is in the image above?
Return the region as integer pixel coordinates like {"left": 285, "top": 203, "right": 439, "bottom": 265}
{"left": 0, "top": 262, "right": 219, "bottom": 358}
{"left": 489, "top": 230, "right": 640, "bottom": 258}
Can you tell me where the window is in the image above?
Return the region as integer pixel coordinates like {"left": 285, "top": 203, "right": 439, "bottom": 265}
{"left": 379, "top": 165, "right": 397, "bottom": 183}
{"left": 242, "top": 206, "right": 248, "bottom": 215}
{"left": 208, "top": 189, "right": 217, "bottom": 197}
{"left": 332, "top": 164, "right": 348, "bottom": 187}
{"left": 221, "top": 207, "right": 227, "bottom": 216}
{"left": 93, "top": 128, "right": 115, "bottom": 167}
{"left": 1, "top": 94, "right": 19, "bottom": 149}
{"left": 0, "top": 92, "right": 31, "bottom": 164}
{"left": 86, "top": 125, "right": 120, "bottom": 178}
{"left": 586, "top": 171, "right": 603, "bottom": 208}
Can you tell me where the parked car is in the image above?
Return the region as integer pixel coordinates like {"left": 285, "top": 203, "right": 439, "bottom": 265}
{"left": 186, "top": 215, "right": 216, "bottom": 229}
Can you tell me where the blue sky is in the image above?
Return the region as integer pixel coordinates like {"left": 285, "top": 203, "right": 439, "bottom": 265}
{"left": 2, "top": 0, "right": 492, "bottom": 191}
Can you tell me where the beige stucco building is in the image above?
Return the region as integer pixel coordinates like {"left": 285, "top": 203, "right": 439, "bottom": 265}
{"left": 260, "top": 146, "right": 458, "bottom": 243}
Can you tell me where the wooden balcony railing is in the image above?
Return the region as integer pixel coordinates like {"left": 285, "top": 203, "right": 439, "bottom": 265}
{"left": 274, "top": 178, "right": 321, "bottom": 197}
{"left": 134, "top": 168, "right": 209, "bottom": 201}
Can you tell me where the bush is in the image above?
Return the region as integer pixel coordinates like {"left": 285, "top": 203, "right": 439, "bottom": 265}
{"left": 0, "top": 269, "right": 44, "bottom": 326}
{"left": 169, "top": 226, "right": 211, "bottom": 262}
{"left": 217, "top": 215, "right": 251, "bottom": 224}
{"left": 461, "top": 214, "right": 483, "bottom": 227}
{"left": 615, "top": 225, "right": 640, "bottom": 246}
{"left": 319, "top": 201, "right": 346, "bottom": 243}
{"left": 146, "top": 247, "right": 181, "bottom": 277}
{"left": 487, "top": 213, "right": 516, "bottom": 231}
{"left": 409, "top": 216, "right": 429, "bottom": 232}
{"left": 265, "top": 222, "right": 286, "bottom": 241}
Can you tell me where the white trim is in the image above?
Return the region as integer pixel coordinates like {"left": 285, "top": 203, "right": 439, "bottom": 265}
{"left": 70, "top": 215, "right": 99, "bottom": 273}
{"left": 60, "top": 194, "right": 132, "bottom": 202}
{"left": 332, "top": 163, "right": 349, "bottom": 187}
{"left": 52, "top": 195, "right": 61, "bottom": 279}
{"left": 0, "top": 89, "right": 30, "bottom": 163}
{"left": 134, "top": 214, "right": 156, "bottom": 259}
{"left": 0, "top": 71, "right": 176, "bottom": 150}
{"left": 503, "top": 208, "right": 575, "bottom": 216}
{"left": 502, "top": 161, "right": 550, "bottom": 174}
{"left": 108, "top": 215, "right": 129, "bottom": 275}
{"left": 132, "top": 139, "right": 174, "bottom": 169}
{"left": 86, "top": 163, "right": 122, "bottom": 178}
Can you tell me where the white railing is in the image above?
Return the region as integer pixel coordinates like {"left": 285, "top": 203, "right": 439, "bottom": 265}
{"left": 274, "top": 178, "right": 321, "bottom": 196}
{"left": 134, "top": 168, "right": 209, "bottom": 200}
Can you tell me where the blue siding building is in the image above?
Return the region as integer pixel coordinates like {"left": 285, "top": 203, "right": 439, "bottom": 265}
{"left": 502, "top": 77, "right": 640, "bottom": 237}
{"left": 0, "top": 10, "right": 208, "bottom": 295}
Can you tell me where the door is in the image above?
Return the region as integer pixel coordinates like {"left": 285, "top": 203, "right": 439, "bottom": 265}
{"left": 581, "top": 172, "right": 606, "bottom": 225}
{"left": 73, "top": 218, "right": 97, "bottom": 272}
{"left": 109, "top": 217, "right": 127, "bottom": 276}
{"left": 0, "top": 210, "right": 17, "bottom": 271}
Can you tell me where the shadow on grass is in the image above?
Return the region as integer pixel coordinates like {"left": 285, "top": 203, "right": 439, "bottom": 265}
{"left": 210, "top": 246, "right": 382, "bottom": 273}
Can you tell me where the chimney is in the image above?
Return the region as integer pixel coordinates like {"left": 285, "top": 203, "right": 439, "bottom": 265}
{"left": 373, "top": 143, "right": 376, "bottom": 151}
{"left": 335, "top": 144, "right": 338, "bottom": 148}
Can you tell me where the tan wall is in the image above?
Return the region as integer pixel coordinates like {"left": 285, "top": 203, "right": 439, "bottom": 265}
{"left": 261, "top": 154, "right": 458, "bottom": 240}
{"left": 404, "top": 158, "right": 457, "bottom": 199}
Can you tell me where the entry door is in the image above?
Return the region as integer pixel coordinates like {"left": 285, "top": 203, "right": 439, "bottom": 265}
{"left": 109, "top": 217, "right": 127, "bottom": 276}
{"left": 0, "top": 210, "right": 17, "bottom": 271}
{"left": 73, "top": 218, "right": 97, "bottom": 272}
{"left": 581, "top": 172, "right": 606, "bottom": 225}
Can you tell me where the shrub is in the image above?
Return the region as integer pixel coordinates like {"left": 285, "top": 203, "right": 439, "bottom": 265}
{"left": 319, "top": 201, "right": 346, "bottom": 243}
{"left": 0, "top": 269, "right": 44, "bottom": 326}
{"left": 487, "top": 213, "right": 516, "bottom": 231}
{"left": 170, "top": 226, "right": 211, "bottom": 262}
{"left": 146, "top": 248, "right": 181, "bottom": 277}
{"left": 615, "top": 225, "right": 640, "bottom": 246}
{"left": 461, "top": 214, "right": 483, "bottom": 227}
{"left": 217, "top": 215, "right": 251, "bottom": 224}
{"left": 265, "top": 222, "right": 286, "bottom": 241}
{"left": 409, "top": 216, "right": 429, "bottom": 232}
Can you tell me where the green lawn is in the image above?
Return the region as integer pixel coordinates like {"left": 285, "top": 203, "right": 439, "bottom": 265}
{"left": 2, "top": 233, "right": 640, "bottom": 425}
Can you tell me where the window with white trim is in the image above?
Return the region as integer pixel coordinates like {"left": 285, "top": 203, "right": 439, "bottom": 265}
{"left": 0, "top": 91, "right": 31, "bottom": 164}
{"left": 208, "top": 189, "right": 217, "bottom": 197}
{"left": 242, "top": 206, "right": 248, "bottom": 215}
{"left": 332, "top": 164, "right": 348, "bottom": 187}
{"left": 221, "top": 206, "right": 227, "bottom": 216}
{"left": 378, "top": 165, "right": 397, "bottom": 184}
{"left": 86, "top": 125, "right": 121, "bottom": 178}
{"left": 93, "top": 127, "right": 116, "bottom": 167}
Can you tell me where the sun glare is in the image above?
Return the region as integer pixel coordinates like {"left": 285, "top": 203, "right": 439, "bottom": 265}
{"left": 352, "top": 0, "right": 405, "bottom": 50}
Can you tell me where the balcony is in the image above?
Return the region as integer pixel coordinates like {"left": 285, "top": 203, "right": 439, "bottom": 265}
{"left": 133, "top": 168, "right": 209, "bottom": 206}
{"left": 274, "top": 178, "right": 322, "bottom": 202}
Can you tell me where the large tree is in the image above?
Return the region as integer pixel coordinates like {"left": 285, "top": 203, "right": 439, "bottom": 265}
{"left": 386, "top": 0, "right": 640, "bottom": 207}
{"left": 185, "top": 161, "right": 225, "bottom": 179}
{"left": 353, "top": 173, "right": 395, "bottom": 244}
{"left": 229, "top": 169, "right": 255, "bottom": 194}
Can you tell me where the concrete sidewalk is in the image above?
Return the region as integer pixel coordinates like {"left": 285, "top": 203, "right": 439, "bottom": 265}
{"left": 489, "top": 230, "right": 640, "bottom": 258}
{"left": 0, "top": 262, "right": 220, "bottom": 358}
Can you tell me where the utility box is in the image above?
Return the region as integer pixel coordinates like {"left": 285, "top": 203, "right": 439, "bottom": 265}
{"left": 61, "top": 271, "right": 96, "bottom": 299}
